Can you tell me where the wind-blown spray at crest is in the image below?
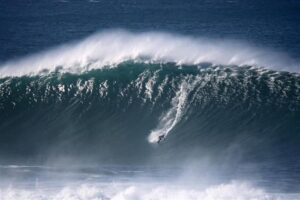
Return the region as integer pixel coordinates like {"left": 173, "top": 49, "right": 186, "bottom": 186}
{"left": 0, "top": 30, "right": 298, "bottom": 77}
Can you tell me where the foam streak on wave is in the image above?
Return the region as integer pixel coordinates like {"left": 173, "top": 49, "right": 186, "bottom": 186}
{"left": 0, "top": 30, "right": 298, "bottom": 77}
{"left": 148, "top": 75, "right": 200, "bottom": 143}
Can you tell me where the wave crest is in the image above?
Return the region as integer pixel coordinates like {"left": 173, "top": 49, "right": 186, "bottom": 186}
{"left": 0, "top": 30, "right": 298, "bottom": 77}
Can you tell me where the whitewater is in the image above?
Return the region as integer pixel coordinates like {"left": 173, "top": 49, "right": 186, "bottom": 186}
{"left": 1, "top": 165, "right": 299, "bottom": 200}
{"left": 0, "top": 181, "right": 286, "bottom": 200}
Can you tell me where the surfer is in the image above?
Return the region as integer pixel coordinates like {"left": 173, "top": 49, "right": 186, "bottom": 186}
{"left": 157, "top": 135, "right": 165, "bottom": 144}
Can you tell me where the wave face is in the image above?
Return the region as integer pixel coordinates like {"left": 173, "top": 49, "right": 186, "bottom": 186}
{"left": 0, "top": 62, "right": 299, "bottom": 170}
{"left": 0, "top": 30, "right": 298, "bottom": 77}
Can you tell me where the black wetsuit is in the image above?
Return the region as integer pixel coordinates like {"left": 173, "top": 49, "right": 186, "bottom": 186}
{"left": 157, "top": 135, "right": 165, "bottom": 143}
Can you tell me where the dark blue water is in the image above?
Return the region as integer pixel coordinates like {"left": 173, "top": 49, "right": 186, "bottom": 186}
{"left": 1, "top": 0, "right": 300, "bottom": 61}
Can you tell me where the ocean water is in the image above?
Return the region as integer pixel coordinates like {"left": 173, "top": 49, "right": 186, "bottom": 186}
{"left": 0, "top": 1, "right": 300, "bottom": 199}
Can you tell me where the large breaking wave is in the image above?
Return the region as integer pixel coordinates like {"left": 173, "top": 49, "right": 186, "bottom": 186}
{"left": 0, "top": 62, "right": 299, "bottom": 166}
{"left": 0, "top": 30, "right": 299, "bottom": 184}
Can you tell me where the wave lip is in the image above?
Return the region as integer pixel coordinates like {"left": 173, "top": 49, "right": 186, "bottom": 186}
{"left": 0, "top": 30, "right": 298, "bottom": 77}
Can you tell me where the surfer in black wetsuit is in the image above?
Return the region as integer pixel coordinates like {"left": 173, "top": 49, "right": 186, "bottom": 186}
{"left": 157, "top": 135, "right": 165, "bottom": 144}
